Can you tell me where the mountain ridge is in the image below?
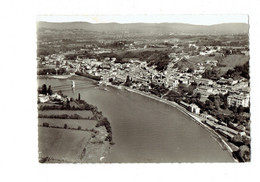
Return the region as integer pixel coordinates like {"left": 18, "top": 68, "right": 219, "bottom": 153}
{"left": 37, "top": 21, "right": 249, "bottom": 35}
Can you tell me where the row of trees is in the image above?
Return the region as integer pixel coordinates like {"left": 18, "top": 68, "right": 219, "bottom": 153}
{"left": 37, "top": 68, "right": 69, "bottom": 75}
{"left": 42, "top": 122, "right": 89, "bottom": 132}
{"left": 149, "top": 82, "right": 169, "bottom": 97}
{"left": 224, "top": 61, "right": 249, "bottom": 79}
{"left": 38, "top": 84, "right": 53, "bottom": 95}
{"left": 38, "top": 113, "right": 94, "bottom": 120}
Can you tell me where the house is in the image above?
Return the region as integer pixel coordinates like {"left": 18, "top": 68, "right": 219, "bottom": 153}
{"left": 200, "top": 113, "right": 209, "bottom": 119}
{"left": 165, "top": 78, "right": 179, "bottom": 88}
{"left": 194, "top": 86, "right": 214, "bottom": 98}
{"left": 179, "top": 78, "right": 190, "bottom": 85}
{"left": 38, "top": 95, "right": 49, "bottom": 103}
{"left": 180, "top": 102, "right": 201, "bottom": 114}
{"left": 194, "top": 69, "right": 205, "bottom": 74}
{"left": 195, "top": 78, "right": 214, "bottom": 86}
{"left": 217, "top": 78, "right": 238, "bottom": 85}
{"left": 190, "top": 103, "right": 200, "bottom": 114}
{"left": 217, "top": 88, "right": 228, "bottom": 95}
{"left": 205, "top": 60, "right": 218, "bottom": 66}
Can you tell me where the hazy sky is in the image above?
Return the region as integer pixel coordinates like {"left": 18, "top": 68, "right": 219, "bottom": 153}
{"left": 37, "top": 15, "right": 248, "bottom": 25}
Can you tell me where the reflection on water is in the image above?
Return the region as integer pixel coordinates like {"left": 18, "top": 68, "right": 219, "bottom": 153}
{"left": 38, "top": 76, "right": 234, "bottom": 163}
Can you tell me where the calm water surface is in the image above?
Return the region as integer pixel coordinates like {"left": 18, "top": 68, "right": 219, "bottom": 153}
{"left": 38, "top": 76, "right": 234, "bottom": 162}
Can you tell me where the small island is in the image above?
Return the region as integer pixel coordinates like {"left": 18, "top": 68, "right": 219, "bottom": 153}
{"left": 38, "top": 84, "right": 113, "bottom": 163}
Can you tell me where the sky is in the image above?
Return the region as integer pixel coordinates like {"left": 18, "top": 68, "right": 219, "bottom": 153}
{"left": 37, "top": 15, "right": 248, "bottom": 25}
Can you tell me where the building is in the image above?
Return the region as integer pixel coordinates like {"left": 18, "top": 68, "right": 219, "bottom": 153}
{"left": 165, "top": 78, "right": 179, "bottom": 88}
{"left": 205, "top": 60, "right": 218, "bottom": 66}
{"left": 194, "top": 86, "right": 214, "bottom": 98}
{"left": 227, "top": 93, "right": 250, "bottom": 107}
{"left": 217, "top": 78, "right": 238, "bottom": 85}
{"left": 180, "top": 102, "right": 201, "bottom": 114}
{"left": 38, "top": 95, "right": 49, "bottom": 103}
{"left": 195, "top": 78, "right": 214, "bottom": 86}
{"left": 180, "top": 101, "right": 190, "bottom": 110}
{"left": 190, "top": 103, "right": 200, "bottom": 114}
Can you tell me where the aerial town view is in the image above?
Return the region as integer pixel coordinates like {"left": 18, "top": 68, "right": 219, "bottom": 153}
{"left": 37, "top": 15, "right": 250, "bottom": 163}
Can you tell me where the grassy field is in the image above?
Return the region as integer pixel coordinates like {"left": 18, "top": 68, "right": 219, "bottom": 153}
{"left": 38, "top": 110, "right": 93, "bottom": 118}
{"left": 189, "top": 55, "right": 219, "bottom": 64}
{"left": 38, "top": 118, "right": 98, "bottom": 130}
{"left": 38, "top": 127, "right": 92, "bottom": 162}
{"left": 219, "top": 55, "right": 249, "bottom": 75}
{"left": 116, "top": 47, "right": 168, "bottom": 56}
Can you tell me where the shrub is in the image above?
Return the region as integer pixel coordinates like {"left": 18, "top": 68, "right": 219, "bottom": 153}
{"left": 42, "top": 122, "right": 49, "bottom": 127}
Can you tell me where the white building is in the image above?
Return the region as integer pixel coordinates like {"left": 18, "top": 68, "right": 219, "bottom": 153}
{"left": 195, "top": 78, "right": 214, "bottom": 86}
{"left": 227, "top": 93, "right": 250, "bottom": 107}
{"left": 205, "top": 60, "right": 218, "bottom": 66}
{"left": 190, "top": 103, "right": 200, "bottom": 114}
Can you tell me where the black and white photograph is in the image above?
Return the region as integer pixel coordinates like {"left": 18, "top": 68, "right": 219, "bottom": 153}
{"left": 37, "top": 15, "right": 250, "bottom": 163}
{"left": 1, "top": 0, "right": 260, "bottom": 181}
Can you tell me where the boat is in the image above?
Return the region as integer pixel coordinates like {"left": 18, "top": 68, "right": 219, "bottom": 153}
{"left": 71, "top": 80, "right": 75, "bottom": 88}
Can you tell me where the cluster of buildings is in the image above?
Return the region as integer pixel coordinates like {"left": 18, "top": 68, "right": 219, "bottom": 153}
{"left": 37, "top": 41, "right": 251, "bottom": 157}
{"left": 38, "top": 43, "right": 250, "bottom": 111}
{"left": 38, "top": 92, "right": 69, "bottom": 104}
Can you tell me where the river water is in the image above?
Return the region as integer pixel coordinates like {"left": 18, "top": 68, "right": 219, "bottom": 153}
{"left": 38, "top": 76, "right": 234, "bottom": 162}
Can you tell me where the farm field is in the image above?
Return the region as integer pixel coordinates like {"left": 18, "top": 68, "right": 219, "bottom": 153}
{"left": 219, "top": 55, "right": 249, "bottom": 75}
{"left": 189, "top": 55, "right": 221, "bottom": 64}
{"left": 38, "top": 110, "right": 93, "bottom": 118}
{"left": 38, "top": 127, "right": 92, "bottom": 162}
{"left": 38, "top": 118, "right": 98, "bottom": 130}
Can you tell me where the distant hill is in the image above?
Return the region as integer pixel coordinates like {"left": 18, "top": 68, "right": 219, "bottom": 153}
{"left": 37, "top": 22, "right": 249, "bottom": 35}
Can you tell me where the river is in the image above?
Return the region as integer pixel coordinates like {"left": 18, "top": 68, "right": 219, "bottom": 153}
{"left": 38, "top": 75, "right": 234, "bottom": 162}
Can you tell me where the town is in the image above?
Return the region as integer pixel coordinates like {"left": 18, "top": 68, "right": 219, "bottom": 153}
{"left": 37, "top": 27, "right": 250, "bottom": 162}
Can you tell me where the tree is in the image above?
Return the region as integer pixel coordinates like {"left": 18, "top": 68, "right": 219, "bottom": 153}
{"left": 196, "top": 92, "right": 201, "bottom": 100}
{"left": 187, "top": 68, "right": 194, "bottom": 73}
{"left": 205, "top": 100, "right": 214, "bottom": 110}
{"left": 208, "top": 94, "right": 215, "bottom": 102}
{"left": 229, "top": 105, "right": 238, "bottom": 113}
{"left": 214, "top": 100, "right": 220, "bottom": 110}
{"left": 109, "top": 78, "right": 113, "bottom": 82}
{"left": 41, "top": 84, "right": 47, "bottom": 95}
{"left": 202, "top": 68, "right": 220, "bottom": 81}
{"left": 47, "top": 85, "right": 53, "bottom": 95}
{"left": 237, "top": 105, "right": 244, "bottom": 114}
{"left": 124, "top": 75, "right": 132, "bottom": 87}
{"left": 43, "top": 122, "right": 49, "bottom": 127}
{"left": 220, "top": 104, "right": 227, "bottom": 110}
{"left": 239, "top": 145, "right": 250, "bottom": 162}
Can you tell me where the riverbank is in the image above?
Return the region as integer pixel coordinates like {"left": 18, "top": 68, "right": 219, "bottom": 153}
{"left": 107, "top": 83, "right": 237, "bottom": 162}
{"left": 37, "top": 74, "right": 73, "bottom": 80}
{"left": 75, "top": 71, "right": 101, "bottom": 81}
{"left": 38, "top": 86, "right": 113, "bottom": 163}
